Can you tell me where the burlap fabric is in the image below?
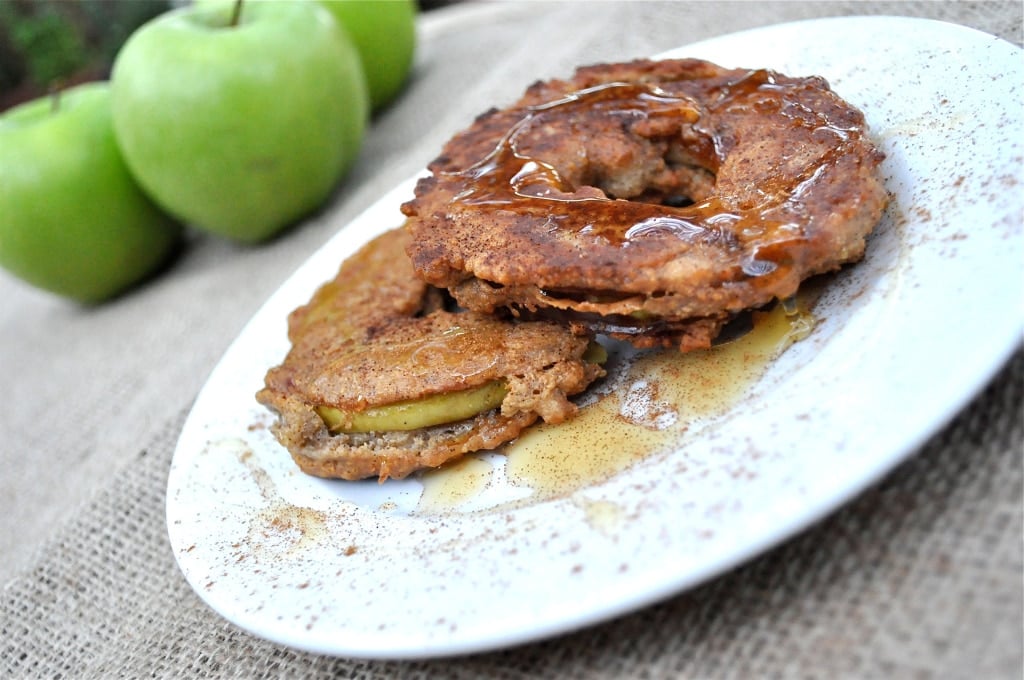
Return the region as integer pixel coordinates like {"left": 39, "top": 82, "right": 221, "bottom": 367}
{"left": 1, "top": 2, "right": 1021, "bottom": 677}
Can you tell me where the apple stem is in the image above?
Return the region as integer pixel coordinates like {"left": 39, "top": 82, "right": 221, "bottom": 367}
{"left": 229, "top": 0, "right": 243, "bottom": 27}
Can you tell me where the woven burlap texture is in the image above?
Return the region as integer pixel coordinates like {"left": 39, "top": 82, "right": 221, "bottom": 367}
{"left": 1, "top": 1, "right": 1021, "bottom": 678}
{"left": 2, "top": 354, "right": 1019, "bottom": 678}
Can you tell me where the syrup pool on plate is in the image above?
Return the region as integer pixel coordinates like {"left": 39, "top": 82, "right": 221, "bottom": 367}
{"left": 416, "top": 291, "right": 818, "bottom": 514}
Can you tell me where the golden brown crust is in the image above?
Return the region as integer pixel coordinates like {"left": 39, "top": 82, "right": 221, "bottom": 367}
{"left": 256, "top": 227, "right": 604, "bottom": 480}
{"left": 401, "top": 58, "right": 888, "bottom": 351}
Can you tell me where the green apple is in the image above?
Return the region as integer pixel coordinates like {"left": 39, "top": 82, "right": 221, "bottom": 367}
{"left": 0, "top": 82, "right": 182, "bottom": 304}
{"left": 316, "top": 0, "right": 417, "bottom": 111}
{"left": 110, "top": 0, "right": 368, "bottom": 242}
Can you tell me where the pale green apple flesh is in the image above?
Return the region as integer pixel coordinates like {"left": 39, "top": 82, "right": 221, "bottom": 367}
{"left": 317, "top": 0, "right": 417, "bottom": 111}
{"left": 316, "top": 342, "right": 608, "bottom": 434}
{"left": 110, "top": 0, "right": 368, "bottom": 242}
{"left": 317, "top": 381, "right": 509, "bottom": 434}
{"left": 0, "top": 82, "right": 182, "bottom": 303}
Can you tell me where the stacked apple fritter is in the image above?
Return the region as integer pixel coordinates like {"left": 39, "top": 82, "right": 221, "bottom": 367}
{"left": 259, "top": 57, "right": 888, "bottom": 481}
{"left": 256, "top": 227, "right": 604, "bottom": 481}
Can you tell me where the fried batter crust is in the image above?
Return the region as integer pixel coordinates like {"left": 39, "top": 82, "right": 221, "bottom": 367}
{"left": 256, "top": 227, "right": 603, "bottom": 480}
{"left": 401, "top": 58, "right": 888, "bottom": 351}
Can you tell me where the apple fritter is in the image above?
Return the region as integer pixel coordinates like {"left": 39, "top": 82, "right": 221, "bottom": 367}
{"left": 401, "top": 58, "right": 887, "bottom": 351}
{"left": 256, "top": 227, "right": 604, "bottom": 481}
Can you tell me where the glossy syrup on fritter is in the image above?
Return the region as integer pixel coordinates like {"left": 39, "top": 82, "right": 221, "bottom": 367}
{"left": 447, "top": 69, "right": 861, "bottom": 249}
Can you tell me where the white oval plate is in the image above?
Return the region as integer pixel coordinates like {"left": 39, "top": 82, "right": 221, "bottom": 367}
{"left": 167, "top": 16, "right": 1023, "bottom": 659}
